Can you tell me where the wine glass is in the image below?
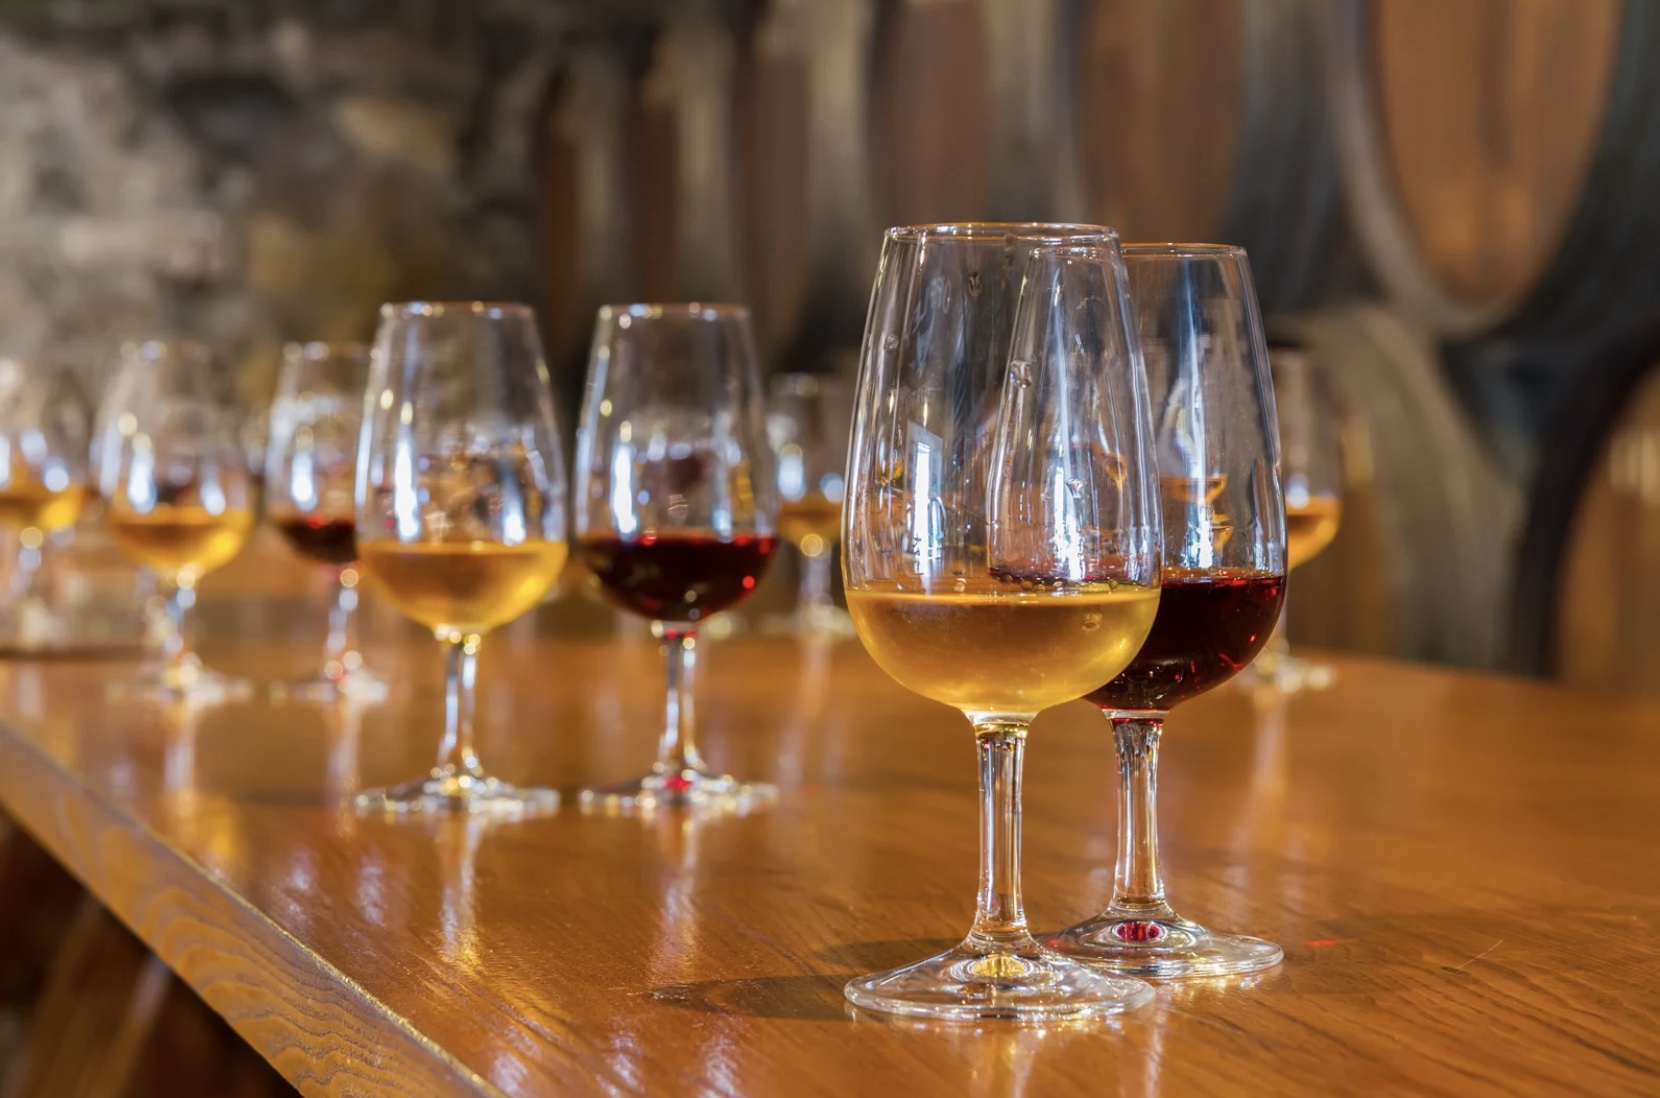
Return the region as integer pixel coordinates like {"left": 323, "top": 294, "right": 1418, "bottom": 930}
{"left": 1249, "top": 346, "right": 1342, "bottom": 691}
{"left": 574, "top": 304, "right": 780, "bottom": 811}
{"left": 354, "top": 302, "right": 567, "bottom": 815}
{"left": 767, "top": 371, "right": 854, "bottom": 636}
{"left": 0, "top": 358, "right": 91, "bottom": 642}
{"left": 98, "top": 340, "right": 256, "bottom": 702}
{"left": 842, "top": 225, "right": 1162, "bottom": 1022}
{"left": 1046, "top": 243, "right": 1288, "bottom": 977}
{"left": 265, "top": 341, "right": 387, "bottom": 701}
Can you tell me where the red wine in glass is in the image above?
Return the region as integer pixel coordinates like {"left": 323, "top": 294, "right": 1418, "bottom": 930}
{"left": 580, "top": 531, "right": 778, "bottom": 622}
{"left": 1087, "top": 568, "right": 1286, "bottom": 712}
{"left": 274, "top": 513, "right": 359, "bottom": 567}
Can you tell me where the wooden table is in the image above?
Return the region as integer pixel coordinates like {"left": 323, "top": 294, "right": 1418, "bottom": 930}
{"left": 0, "top": 556, "right": 1657, "bottom": 1095}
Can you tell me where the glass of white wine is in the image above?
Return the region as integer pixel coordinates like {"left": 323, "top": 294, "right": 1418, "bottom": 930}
{"left": 1250, "top": 346, "right": 1342, "bottom": 691}
{"left": 767, "top": 371, "right": 854, "bottom": 637}
{"left": 354, "top": 302, "right": 568, "bottom": 816}
{"left": 97, "top": 340, "right": 255, "bottom": 702}
{"left": 842, "top": 225, "right": 1163, "bottom": 1022}
{"left": 0, "top": 358, "right": 91, "bottom": 644}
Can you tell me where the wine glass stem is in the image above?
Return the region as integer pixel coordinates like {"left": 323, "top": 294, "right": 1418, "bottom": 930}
{"left": 435, "top": 633, "right": 483, "bottom": 779}
{"left": 654, "top": 625, "right": 706, "bottom": 775}
{"left": 799, "top": 547, "right": 834, "bottom": 618}
{"left": 968, "top": 719, "right": 1035, "bottom": 949}
{"left": 161, "top": 580, "right": 197, "bottom": 671}
{"left": 323, "top": 568, "right": 362, "bottom": 675}
{"left": 1110, "top": 716, "right": 1173, "bottom": 914}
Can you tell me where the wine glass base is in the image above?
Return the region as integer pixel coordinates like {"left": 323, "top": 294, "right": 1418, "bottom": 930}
{"left": 844, "top": 939, "right": 1154, "bottom": 1023}
{"left": 1044, "top": 912, "right": 1284, "bottom": 979}
{"left": 110, "top": 660, "right": 254, "bottom": 705}
{"left": 578, "top": 768, "right": 776, "bottom": 812}
{"left": 1246, "top": 650, "right": 1334, "bottom": 693}
{"left": 271, "top": 666, "right": 390, "bottom": 703}
{"left": 355, "top": 771, "right": 560, "bottom": 817}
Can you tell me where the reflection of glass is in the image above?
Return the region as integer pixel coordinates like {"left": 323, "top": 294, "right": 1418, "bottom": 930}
{"left": 1251, "top": 347, "right": 1343, "bottom": 691}
{"left": 1049, "top": 244, "right": 1287, "bottom": 978}
{"left": 266, "top": 342, "right": 386, "bottom": 701}
{"left": 574, "top": 305, "right": 780, "bottom": 810}
{"left": 767, "top": 372, "right": 853, "bottom": 636}
{"left": 842, "top": 226, "right": 1160, "bottom": 1022}
{"left": 354, "top": 303, "right": 567, "bottom": 816}
{"left": 0, "top": 359, "right": 90, "bottom": 643}
{"left": 98, "top": 341, "right": 254, "bottom": 702}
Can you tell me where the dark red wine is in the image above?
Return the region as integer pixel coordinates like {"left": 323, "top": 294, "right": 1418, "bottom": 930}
{"left": 274, "top": 514, "right": 359, "bottom": 567}
{"left": 1088, "top": 568, "right": 1285, "bottom": 712}
{"left": 580, "top": 531, "right": 779, "bottom": 622}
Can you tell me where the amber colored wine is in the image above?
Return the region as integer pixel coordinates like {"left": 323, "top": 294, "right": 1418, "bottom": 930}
{"left": 358, "top": 540, "right": 567, "bottom": 635}
{"left": 778, "top": 494, "right": 842, "bottom": 553}
{"left": 0, "top": 479, "right": 88, "bottom": 534}
{"left": 272, "top": 512, "right": 358, "bottom": 567}
{"left": 847, "top": 578, "right": 1161, "bottom": 714}
{"left": 107, "top": 505, "right": 253, "bottom": 580}
{"left": 1087, "top": 568, "right": 1285, "bottom": 712}
{"left": 580, "top": 531, "right": 778, "bottom": 622}
{"left": 1285, "top": 496, "right": 1341, "bottom": 569}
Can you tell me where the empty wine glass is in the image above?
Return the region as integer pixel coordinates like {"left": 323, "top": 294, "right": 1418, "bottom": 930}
{"left": 1249, "top": 346, "right": 1342, "bottom": 691}
{"left": 843, "top": 225, "right": 1162, "bottom": 1021}
{"left": 266, "top": 341, "right": 387, "bottom": 700}
{"left": 354, "top": 303, "right": 568, "bottom": 815}
{"left": 98, "top": 340, "right": 255, "bottom": 702}
{"left": 574, "top": 304, "right": 780, "bottom": 811}
{"left": 767, "top": 371, "right": 854, "bottom": 636}
{"left": 1046, "top": 243, "right": 1288, "bottom": 977}
{"left": 0, "top": 358, "right": 91, "bottom": 643}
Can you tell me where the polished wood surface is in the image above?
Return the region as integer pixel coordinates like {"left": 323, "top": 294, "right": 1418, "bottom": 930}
{"left": 0, "top": 544, "right": 1658, "bottom": 1095}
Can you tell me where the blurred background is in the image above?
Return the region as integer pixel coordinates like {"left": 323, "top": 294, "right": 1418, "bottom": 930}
{"left": 0, "top": 0, "right": 1655, "bottom": 689}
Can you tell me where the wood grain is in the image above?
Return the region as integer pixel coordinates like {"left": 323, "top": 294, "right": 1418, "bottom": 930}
{"left": 0, "top": 542, "right": 1657, "bottom": 1094}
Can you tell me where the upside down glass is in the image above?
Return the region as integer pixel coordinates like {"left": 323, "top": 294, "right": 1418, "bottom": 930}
{"left": 354, "top": 303, "right": 567, "bottom": 815}
{"left": 1046, "top": 244, "right": 1288, "bottom": 977}
{"left": 266, "top": 341, "right": 387, "bottom": 700}
{"left": 97, "top": 341, "right": 255, "bottom": 702}
{"left": 843, "top": 225, "right": 1162, "bottom": 1021}
{"left": 574, "top": 304, "right": 780, "bottom": 810}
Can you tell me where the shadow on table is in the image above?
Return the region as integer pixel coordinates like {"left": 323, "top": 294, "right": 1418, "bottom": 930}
{"left": 650, "top": 939, "right": 957, "bottom": 1021}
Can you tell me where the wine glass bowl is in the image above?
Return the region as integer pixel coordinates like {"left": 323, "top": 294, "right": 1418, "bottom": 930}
{"left": 353, "top": 302, "right": 568, "bottom": 816}
{"left": 97, "top": 340, "right": 255, "bottom": 702}
{"left": 841, "top": 225, "right": 1162, "bottom": 1022}
{"left": 574, "top": 303, "right": 780, "bottom": 811}
{"left": 265, "top": 340, "right": 386, "bottom": 701}
{"left": 1045, "top": 243, "right": 1288, "bottom": 978}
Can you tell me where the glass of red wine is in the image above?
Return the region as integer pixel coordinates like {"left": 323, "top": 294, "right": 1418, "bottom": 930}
{"left": 1045, "top": 243, "right": 1288, "bottom": 978}
{"left": 842, "top": 226, "right": 1162, "bottom": 1022}
{"left": 574, "top": 304, "right": 780, "bottom": 811}
{"left": 265, "top": 341, "right": 387, "bottom": 701}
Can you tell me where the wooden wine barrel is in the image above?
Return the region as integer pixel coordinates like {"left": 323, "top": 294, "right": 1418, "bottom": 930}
{"left": 1081, "top": 0, "right": 1359, "bottom": 314}
{"left": 1321, "top": 0, "right": 1660, "bottom": 340}
{"left": 538, "top": 38, "right": 638, "bottom": 405}
{"left": 1274, "top": 304, "right": 1521, "bottom": 668}
{"left": 1510, "top": 307, "right": 1660, "bottom": 688}
{"left": 740, "top": 0, "right": 882, "bottom": 370}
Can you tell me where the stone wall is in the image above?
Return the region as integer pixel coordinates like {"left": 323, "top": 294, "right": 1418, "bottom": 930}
{"left": 0, "top": 0, "right": 582, "bottom": 406}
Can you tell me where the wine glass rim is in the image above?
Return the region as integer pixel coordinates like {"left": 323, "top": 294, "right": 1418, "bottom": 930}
{"left": 120, "top": 338, "right": 214, "bottom": 362}
{"left": 380, "top": 301, "right": 535, "bottom": 320}
{"left": 284, "top": 339, "right": 372, "bottom": 360}
{"left": 1122, "top": 242, "right": 1248, "bottom": 259}
{"left": 886, "top": 222, "right": 1119, "bottom": 244}
{"left": 597, "top": 302, "right": 750, "bottom": 322}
